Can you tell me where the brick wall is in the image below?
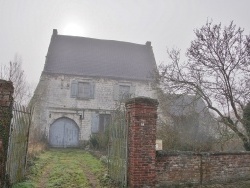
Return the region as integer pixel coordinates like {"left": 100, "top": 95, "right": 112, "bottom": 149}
{"left": 202, "top": 153, "right": 250, "bottom": 184}
{"left": 125, "top": 97, "right": 158, "bottom": 188}
{"left": 0, "top": 79, "right": 14, "bottom": 187}
{"left": 156, "top": 152, "right": 201, "bottom": 186}
{"left": 124, "top": 97, "right": 250, "bottom": 187}
{"left": 156, "top": 151, "right": 250, "bottom": 186}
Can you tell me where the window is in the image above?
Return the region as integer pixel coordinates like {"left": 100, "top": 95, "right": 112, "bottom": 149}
{"left": 78, "top": 82, "right": 91, "bottom": 98}
{"left": 91, "top": 112, "right": 111, "bottom": 133}
{"left": 119, "top": 85, "right": 130, "bottom": 100}
{"left": 113, "top": 83, "right": 135, "bottom": 100}
{"left": 99, "top": 114, "right": 111, "bottom": 133}
{"left": 70, "top": 80, "right": 95, "bottom": 99}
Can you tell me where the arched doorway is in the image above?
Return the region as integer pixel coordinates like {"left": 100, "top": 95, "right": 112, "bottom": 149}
{"left": 49, "top": 117, "right": 79, "bottom": 147}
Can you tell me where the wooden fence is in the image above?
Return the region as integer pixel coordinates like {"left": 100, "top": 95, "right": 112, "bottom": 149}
{"left": 5, "top": 102, "right": 31, "bottom": 185}
{"left": 108, "top": 105, "right": 128, "bottom": 187}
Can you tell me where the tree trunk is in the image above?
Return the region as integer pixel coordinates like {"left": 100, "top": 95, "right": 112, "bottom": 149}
{"left": 243, "top": 141, "right": 250, "bottom": 151}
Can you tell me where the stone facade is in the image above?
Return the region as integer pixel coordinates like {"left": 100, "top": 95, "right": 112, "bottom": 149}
{"left": 31, "top": 73, "right": 156, "bottom": 144}
{"left": 31, "top": 29, "right": 158, "bottom": 147}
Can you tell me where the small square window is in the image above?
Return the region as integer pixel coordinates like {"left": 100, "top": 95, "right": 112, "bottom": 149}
{"left": 119, "top": 85, "right": 130, "bottom": 100}
{"left": 113, "top": 83, "right": 135, "bottom": 101}
{"left": 70, "top": 80, "right": 95, "bottom": 99}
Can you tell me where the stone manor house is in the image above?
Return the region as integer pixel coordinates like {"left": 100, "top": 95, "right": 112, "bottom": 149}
{"left": 31, "top": 29, "right": 157, "bottom": 147}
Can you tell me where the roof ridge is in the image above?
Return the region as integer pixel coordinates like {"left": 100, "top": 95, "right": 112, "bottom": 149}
{"left": 43, "top": 30, "right": 157, "bottom": 81}
{"left": 56, "top": 34, "right": 147, "bottom": 47}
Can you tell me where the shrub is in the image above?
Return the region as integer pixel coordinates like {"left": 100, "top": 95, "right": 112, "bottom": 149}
{"left": 89, "top": 129, "right": 109, "bottom": 150}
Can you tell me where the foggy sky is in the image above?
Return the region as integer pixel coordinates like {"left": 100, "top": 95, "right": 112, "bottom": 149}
{"left": 1, "top": 0, "right": 250, "bottom": 88}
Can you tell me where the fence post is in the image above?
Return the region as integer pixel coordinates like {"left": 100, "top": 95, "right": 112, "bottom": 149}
{"left": 125, "top": 97, "right": 158, "bottom": 188}
{"left": 0, "top": 80, "right": 14, "bottom": 187}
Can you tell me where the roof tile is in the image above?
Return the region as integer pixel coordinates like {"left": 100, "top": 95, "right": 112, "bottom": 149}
{"left": 44, "top": 34, "right": 157, "bottom": 81}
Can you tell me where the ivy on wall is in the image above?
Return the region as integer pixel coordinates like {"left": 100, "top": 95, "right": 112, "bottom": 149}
{"left": 0, "top": 80, "right": 13, "bottom": 187}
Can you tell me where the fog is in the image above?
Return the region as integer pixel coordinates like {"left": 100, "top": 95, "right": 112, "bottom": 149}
{"left": 1, "top": 0, "right": 250, "bottom": 87}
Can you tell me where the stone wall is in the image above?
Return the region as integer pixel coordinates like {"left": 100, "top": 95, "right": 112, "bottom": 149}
{"left": 0, "top": 80, "right": 13, "bottom": 187}
{"left": 31, "top": 73, "right": 156, "bottom": 142}
{"left": 156, "top": 151, "right": 250, "bottom": 187}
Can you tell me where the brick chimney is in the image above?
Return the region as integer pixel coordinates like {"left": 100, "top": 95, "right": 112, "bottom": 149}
{"left": 53, "top": 29, "right": 58, "bottom": 36}
{"left": 146, "top": 41, "right": 151, "bottom": 46}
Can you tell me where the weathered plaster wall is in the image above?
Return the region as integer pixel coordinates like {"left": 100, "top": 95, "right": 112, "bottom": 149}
{"left": 31, "top": 73, "right": 156, "bottom": 142}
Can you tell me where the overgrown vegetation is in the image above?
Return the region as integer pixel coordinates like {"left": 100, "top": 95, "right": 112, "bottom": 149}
{"left": 89, "top": 130, "right": 109, "bottom": 151}
{"left": 155, "top": 86, "right": 218, "bottom": 152}
{"left": 0, "top": 55, "right": 31, "bottom": 105}
{"left": 12, "top": 149, "right": 108, "bottom": 188}
{"left": 157, "top": 120, "right": 215, "bottom": 152}
{"left": 159, "top": 20, "right": 250, "bottom": 150}
{"left": 89, "top": 102, "right": 126, "bottom": 152}
{"left": 27, "top": 125, "right": 48, "bottom": 159}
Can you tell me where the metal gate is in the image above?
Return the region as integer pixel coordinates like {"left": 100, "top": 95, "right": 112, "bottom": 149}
{"left": 49, "top": 117, "right": 79, "bottom": 147}
{"left": 108, "top": 105, "right": 128, "bottom": 187}
{"left": 6, "top": 102, "right": 31, "bottom": 185}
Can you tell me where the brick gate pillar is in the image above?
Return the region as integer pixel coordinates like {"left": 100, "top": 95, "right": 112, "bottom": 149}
{"left": 125, "top": 97, "right": 158, "bottom": 188}
{"left": 0, "top": 80, "right": 14, "bottom": 187}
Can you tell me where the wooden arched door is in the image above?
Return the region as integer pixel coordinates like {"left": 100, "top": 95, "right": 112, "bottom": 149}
{"left": 49, "top": 117, "right": 79, "bottom": 147}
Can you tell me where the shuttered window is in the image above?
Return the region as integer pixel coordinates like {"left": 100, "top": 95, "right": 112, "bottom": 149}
{"left": 91, "top": 113, "right": 111, "bottom": 134}
{"left": 99, "top": 114, "right": 111, "bottom": 133}
{"left": 70, "top": 80, "right": 95, "bottom": 99}
{"left": 71, "top": 80, "right": 78, "bottom": 98}
{"left": 91, "top": 112, "right": 100, "bottom": 133}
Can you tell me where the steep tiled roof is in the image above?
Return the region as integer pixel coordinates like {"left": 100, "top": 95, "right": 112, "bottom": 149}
{"left": 43, "top": 30, "right": 157, "bottom": 81}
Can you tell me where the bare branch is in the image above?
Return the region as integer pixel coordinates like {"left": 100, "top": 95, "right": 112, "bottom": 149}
{"left": 159, "top": 20, "right": 250, "bottom": 151}
{"left": 0, "top": 55, "right": 30, "bottom": 104}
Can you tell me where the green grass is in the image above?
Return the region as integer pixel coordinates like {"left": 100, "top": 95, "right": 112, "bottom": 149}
{"left": 12, "top": 149, "right": 106, "bottom": 188}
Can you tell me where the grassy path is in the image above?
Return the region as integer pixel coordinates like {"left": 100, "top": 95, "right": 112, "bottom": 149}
{"left": 13, "top": 149, "right": 106, "bottom": 188}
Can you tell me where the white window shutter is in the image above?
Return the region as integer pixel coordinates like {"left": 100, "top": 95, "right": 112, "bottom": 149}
{"left": 91, "top": 112, "right": 99, "bottom": 133}
{"left": 70, "top": 80, "right": 78, "bottom": 98}
{"left": 113, "top": 84, "right": 119, "bottom": 100}
{"left": 90, "top": 82, "right": 95, "bottom": 99}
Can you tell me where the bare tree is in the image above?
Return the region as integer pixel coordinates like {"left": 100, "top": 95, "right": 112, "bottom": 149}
{"left": 159, "top": 21, "right": 250, "bottom": 150}
{"left": 0, "top": 55, "right": 30, "bottom": 104}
